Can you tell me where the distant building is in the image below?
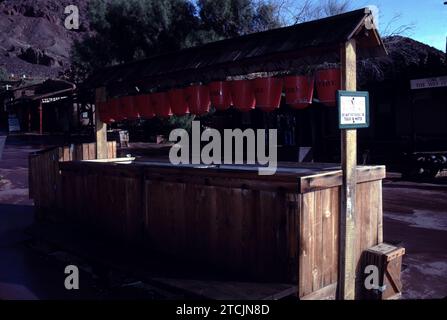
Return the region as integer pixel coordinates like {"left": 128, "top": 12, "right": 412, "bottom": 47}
{"left": 1, "top": 79, "right": 87, "bottom": 135}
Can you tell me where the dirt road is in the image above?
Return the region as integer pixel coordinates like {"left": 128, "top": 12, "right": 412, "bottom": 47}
{"left": 1, "top": 138, "right": 446, "bottom": 299}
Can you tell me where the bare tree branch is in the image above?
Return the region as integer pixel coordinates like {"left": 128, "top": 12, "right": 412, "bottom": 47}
{"left": 381, "top": 12, "right": 415, "bottom": 37}
{"left": 275, "top": 0, "right": 352, "bottom": 24}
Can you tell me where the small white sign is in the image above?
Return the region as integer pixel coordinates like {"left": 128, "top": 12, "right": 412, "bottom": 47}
{"left": 340, "top": 96, "right": 367, "bottom": 126}
{"left": 8, "top": 115, "right": 20, "bottom": 132}
{"left": 42, "top": 96, "right": 68, "bottom": 104}
{"left": 410, "top": 76, "right": 447, "bottom": 90}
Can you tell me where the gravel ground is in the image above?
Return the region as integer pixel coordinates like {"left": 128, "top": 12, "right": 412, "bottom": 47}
{"left": 382, "top": 177, "right": 447, "bottom": 299}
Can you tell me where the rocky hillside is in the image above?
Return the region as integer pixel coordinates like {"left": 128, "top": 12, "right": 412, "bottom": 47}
{"left": 0, "top": 0, "right": 90, "bottom": 79}
{"left": 0, "top": 1, "right": 444, "bottom": 82}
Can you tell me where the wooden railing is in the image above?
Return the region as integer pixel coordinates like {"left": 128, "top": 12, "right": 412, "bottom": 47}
{"left": 29, "top": 142, "right": 116, "bottom": 220}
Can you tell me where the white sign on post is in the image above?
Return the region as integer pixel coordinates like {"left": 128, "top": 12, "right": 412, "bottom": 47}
{"left": 337, "top": 91, "right": 370, "bottom": 129}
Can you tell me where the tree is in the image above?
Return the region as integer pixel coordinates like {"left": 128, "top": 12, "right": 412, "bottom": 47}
{"left": 197, "top": 0, "right": 281, "bottom": 40}
{"left": 71, "top": 0, "right": 282, "bottom": 82}
{"left": 71, "top": 0, "right": 199, "bottom": 82}
{"left": 317, "top": 0, "right": 350, "bottom": 17}
{"left": 285, "top": 0, "right": 351, "bottom": 23}
{"left": 252, "top": 1, "right": 283, "bottom": 32}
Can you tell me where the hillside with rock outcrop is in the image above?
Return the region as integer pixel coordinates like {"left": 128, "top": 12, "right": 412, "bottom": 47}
{"left": 0, "top": 1, "right": 444, "bottom": 82}
{"left": 0, "top": 0, "right": 90, "bottom": 79}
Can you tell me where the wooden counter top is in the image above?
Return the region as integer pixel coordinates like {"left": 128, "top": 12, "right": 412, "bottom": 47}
{"left": 59, "top": 159, "right": 385, "bottom": 193}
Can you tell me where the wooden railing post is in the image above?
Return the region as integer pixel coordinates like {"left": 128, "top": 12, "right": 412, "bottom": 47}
{"left": 95, "top": 87, "right": 108, "bottom": 159}
{"left": 38, "top": 100, "right": 43, "bottom": 135}
{"left": 338, "top": 38, "right": 357, "bottom": 300}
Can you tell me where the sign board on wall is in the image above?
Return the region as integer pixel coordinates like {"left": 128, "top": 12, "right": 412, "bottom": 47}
{"left": 410, "top": 76, "right": 447, "bottom": 90}
{"left": 337, "top": 91, "right": 370, "bottom": 129}
{"left": 42, "top": 96, "right": 68, "bottom": 104}
{"left": 8, "top": 115, "right": 20, "bottom": 132}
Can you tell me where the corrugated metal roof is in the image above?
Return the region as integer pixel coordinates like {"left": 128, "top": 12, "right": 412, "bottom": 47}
{"left": 8, "top": 79, "right": 76, "bottom": 104}
{"left": 83, "top": 8, "right": 385, "bottom": 95}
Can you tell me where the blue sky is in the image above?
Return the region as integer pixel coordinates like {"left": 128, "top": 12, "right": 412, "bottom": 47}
{"left": 192, "top": 0, "right": 446, "bottom": 51}
{"left": 274, "top": 0, "right": 447, "bottom": 51}
{"left": 351, "top": 0, "right": 447, "bottom": 51}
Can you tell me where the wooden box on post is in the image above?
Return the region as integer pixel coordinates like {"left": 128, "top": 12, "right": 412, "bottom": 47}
{"left": 361, "top": 243, "right": 405, "bottom": 300}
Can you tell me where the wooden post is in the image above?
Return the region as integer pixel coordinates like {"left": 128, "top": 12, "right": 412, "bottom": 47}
{"left": 38, "top": 100, "right": 43, "bottom": 135}
{"left": 338, "top": 39, "right": 357, "bottom": 300}
{"left": 28, "top": 105, "right": 31, "bottom": 132}
{"left": 95, "top": 87, "right": 108, "bottom": 159}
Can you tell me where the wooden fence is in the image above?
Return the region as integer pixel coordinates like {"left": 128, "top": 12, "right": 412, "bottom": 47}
{"left": 29, "top": 148, "right": 385, "bottom": 299}
{"left": 29, "top": 142, "right": 116, "bottom": 220}
{"left": 54, "top": 161, "right": 384, "bottom": 298}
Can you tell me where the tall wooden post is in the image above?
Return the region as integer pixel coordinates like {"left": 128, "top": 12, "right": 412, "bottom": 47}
{"left": 338, "top": 39, "right": 357, "bottom": 300}
{"left": 38, "top": 100, "right": 43, "bottom": 135}
{"left": 95, "top": 87, "right": 108, "bottom": 159}
{"left": 28, "top": 105, "right": 32, "bottom": 132}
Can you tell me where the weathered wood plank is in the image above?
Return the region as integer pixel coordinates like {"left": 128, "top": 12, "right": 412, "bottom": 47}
{"left": 330, "top": 187, "right": 339, "bottom": 284}
{"left": 338, "top": 38, "right": 357, "bottom": 300}
{"left": 151, "top": 278, "right": 297, "bottom": 300}
{"left": 95, "top": 87, "right": 108, "bottom": 159}
{"left": 300, "top": 283, "right": 337, "bottom": 300}
{"left": 299, "top": 192, "right": 314, "bottom": 297}
{"left": 286, "top": 193, "right": 300, "bottom": 283}
{"left": 299, "top": 166, "right": 385, "bottom": 193}
{"left": 321, "top": 189, "right": 333, "bottom": 287}
{"left": 376, "top": 181, "right": 383, "bottom": 243}
{"left": 312, "top": 190, "right": 323, "bottom": 292}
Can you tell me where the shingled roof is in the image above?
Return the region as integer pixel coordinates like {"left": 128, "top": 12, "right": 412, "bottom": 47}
{"left": 83, "top": 8, "right": 386, "bottom": 97}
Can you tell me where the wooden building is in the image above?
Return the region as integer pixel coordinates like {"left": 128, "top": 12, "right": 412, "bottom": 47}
{"left": 4, "top": 79, "right": 79, "bottom": 134}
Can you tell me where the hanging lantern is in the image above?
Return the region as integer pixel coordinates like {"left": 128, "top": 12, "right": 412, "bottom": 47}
{"left": 284, "top": 75, "right": 314, "bottom": 109}
{"left": 315, "top": 68, "right": 341, "bottom": 107}
{"left": 208, "top": 81, "right": 232, "bottom": 111}
{"left": 253, "top": 77, "right": 283, "bottom": 112}
{"left": 120, "top": 96, "right": 139, "bottom": 120}
{"left": 151, "top": 92, "right": 172, "bottom": 118}
{"left": 185, "top": 85, "right": 210, "bottom": 115}
{"left": 230, "top": 80, "right": 256, "bottom": 112}
{"left": 134, "top": 94, "right": 155, "bottom": 119}
{"left": 168, "top": 88, "right": 189, "bottom": 116}
{"left": 97, "top": 101, "right": 114, "bottom": 124}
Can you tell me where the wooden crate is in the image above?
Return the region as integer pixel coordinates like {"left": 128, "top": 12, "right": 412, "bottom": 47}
{"left": 361, "top": 243, "right": 405, "bottom": 300}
